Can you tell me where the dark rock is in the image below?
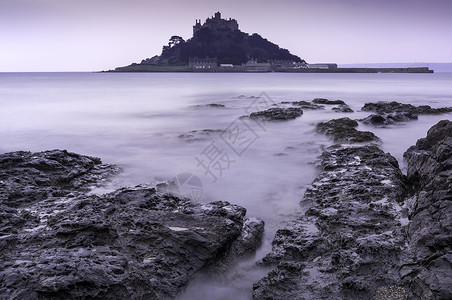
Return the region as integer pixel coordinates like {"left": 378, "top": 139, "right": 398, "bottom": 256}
{"left": 312, "top": 98, "right": 346, "bottom": 105}
{"left": 362, "top": 101, "right": 452, "bottom": 115}
{"left": 403, "top": 120, "right": 452, "bottom": 299}
{"left": 247, "top": 107, "right": 303, "bottom": 121}
{"left": 0, "top": 150, "right": 262, "bottom": 299}
{"left": 253, "top": 145, "right": 408, "bottom": 299}
{"left": 316, "top": 117, "right": 380, "bottom": 143}
{"left": 230, "top": 217, "right": 265, "bottom": 258}
{"left": 178, "top": 129, "right": 226, "bottom": 142}
{"left": 210, "top": 217, "right": 265, "bottom": 275}
{"left": 332, "top": 105, "right": 354, "bottom": 113}
{"left": 0, "top": 150, "right": 119, "bottom": 208}
{"left": 193, "top": 103, "right": 226, "bottom": 108}
{"left": 280, "top": 101, "right": 325, "bottom": 110}
{"left": 360, "top": 112, "right": 418, "bottom": 126}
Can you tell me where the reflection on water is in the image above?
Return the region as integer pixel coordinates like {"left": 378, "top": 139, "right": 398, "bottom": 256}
{"left": 1, "top": 72, "right": 451, "bottom": 299}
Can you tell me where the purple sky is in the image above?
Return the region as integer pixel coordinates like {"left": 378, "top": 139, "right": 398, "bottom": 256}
{"left": 1, "top": 0, "right": 451, "bottom": 71}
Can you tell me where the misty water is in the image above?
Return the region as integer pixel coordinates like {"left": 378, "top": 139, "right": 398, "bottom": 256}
{"left": 1, "top": 72, "right": 451, "bottom": 299}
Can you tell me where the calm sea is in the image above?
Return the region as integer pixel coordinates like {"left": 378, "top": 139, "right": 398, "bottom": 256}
{"left": 1, "top": 72, "right": 451, "bottom": 299}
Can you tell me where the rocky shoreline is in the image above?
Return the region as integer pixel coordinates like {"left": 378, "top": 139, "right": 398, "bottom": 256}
{"left": 0, "top": 150, "right": 264, "bottom": 299}
{"left": 251, "top": 101, "right": 452, "bottom": 299}
{"left": 1, "top": 101, "right": 451, "bottom": 299}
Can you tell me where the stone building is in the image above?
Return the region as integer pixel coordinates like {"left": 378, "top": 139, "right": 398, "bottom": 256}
{"left": 193, "top": 12, "right": 239, "bottom": 35}
{"left": 269, "top": 59, "right": 308, "bottom": 70}
{"left": 243, "top": 60, "right": 271, "bottom": 72}
{"left": 189, "top": 57, "right": 218, "bottom": 70}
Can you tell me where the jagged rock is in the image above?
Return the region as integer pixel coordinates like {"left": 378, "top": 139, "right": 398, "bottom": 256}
{"left": 247, "top": 107, "right": 303, "bottom": 121}
{"left": 362, "top": 101, "right": 452, "bottom": 115}
{"left": 253, "top": 145, "right": 408, "bottom": 299}
{"left": 403, "top": 120, "right": 452, "bottom": 299}
{"left": 210, "top": 217, "right": 265, "bottom": 276}
{"left": 360, "top": 112, "right": 418, "bottom": 126}
{"left": 230, "top": 217, "right": 265, "bottom": 258}
{"left": 312, "top": 98, "right": 346, "bottom": 105}
{"left": 332, "top": 105, "right": 354, "bottom": 113}
{"left": 280, "top": 101, "right": 325, "bottom": 110}
{"left": 316, "top": 117, "right": 380, "bottom": 143}
{"left": 0, "top": 150, "right": 262, "bottom": 299}
{"left": 178, "top": 129, "right": 226, "bottom": 142}
{"left": 0, "top": 150, "right": 119, "bottom": 207}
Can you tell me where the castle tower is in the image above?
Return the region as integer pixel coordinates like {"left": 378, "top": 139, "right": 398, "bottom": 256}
{"left": 193, "top": 19, "right": 202, "bottom": 35}
{"left": 214, "top": 12, "right": 221, "bottom": 19}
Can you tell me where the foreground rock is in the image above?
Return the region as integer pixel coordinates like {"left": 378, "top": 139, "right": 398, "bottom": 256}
{"left": 246, "top": 107, "right": 303, "bottom": 121}
{"left": 0, "top": 150, "right": 263, "bottom": 299}
{"left": 253, "top": 144, "right": 408, "bottom": 299}
{"left": 0, "top": 150, "right": 119, "bottom": 207}
{"left": 316, "top": 117, "right": 380, "bottom": 143}
{"left": 403, "top": 120, "right": 452, "bottom": 299}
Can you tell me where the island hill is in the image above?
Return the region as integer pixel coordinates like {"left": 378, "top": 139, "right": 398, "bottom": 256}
{"left": 112, "top": 12, "right": 433, "bottom": 73}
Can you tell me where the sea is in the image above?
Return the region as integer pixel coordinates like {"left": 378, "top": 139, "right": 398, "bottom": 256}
{"left": 1, "top": 72, "right": 451, "bottom": 299}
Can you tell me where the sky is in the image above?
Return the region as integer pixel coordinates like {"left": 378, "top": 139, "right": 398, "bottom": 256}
{"left": 1, "top": 0, "right": 451, "bottom": 71}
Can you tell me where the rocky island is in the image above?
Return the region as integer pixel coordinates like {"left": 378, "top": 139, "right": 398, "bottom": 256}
{"left": 111, "top": 12, "right": 433, "bottom": 73}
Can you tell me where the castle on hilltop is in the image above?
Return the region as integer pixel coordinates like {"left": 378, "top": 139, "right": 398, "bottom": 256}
{"left": 193, "top": 12, "right": 239, "bottom": 35}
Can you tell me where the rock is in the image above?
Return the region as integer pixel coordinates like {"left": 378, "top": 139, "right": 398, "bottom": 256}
{"left": 253, "top": 145, "right": 408, "bottom": 299}
{"left": 193, "top": 103, "right": 226, "bottom": 108}
{"left": 280, "top": 101, "right": 325, "bottom": 110}
{"left": 309, "top": 98, "right": 353, "bottom": 113}
{"left": 362, "top": 101, "right": 452, "bottom": 115}
{"left": 230, "top": 217, "right": 265, "bottom": 258}
{"left": 360, "top": 101, "right": 452, "bottom": 127}
{"left": 360, "top": 112, "right": 418, "bottom": 126}
{"left": 403, "top": 120, "right": 452, "bottom": 299}
{"left": 312, "top": 98, "right": 346, "bottom": 105}
{"left": 0, "top": 150, "right": 119, "bottom": 208}
{"left": 316, "top": 117, "right": 380, "bottom": 143}
{"left": 0, "top": 150, "right": 262, "bottom": 299}
{"left": 178, "top": 129, "right": 226, "bottom": 142}
{"left": 332, "top": 105, "right": 354, "bottom": 113}
{"left": 209, "top": 217, "right": 265, "bottom": 276}
{"left": 247, "top": 107, "right": 303, "bottom": 121}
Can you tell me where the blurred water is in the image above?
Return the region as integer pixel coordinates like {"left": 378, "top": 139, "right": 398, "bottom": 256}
{"left": 1, "top": 72, "right": 451, "bottom": 299}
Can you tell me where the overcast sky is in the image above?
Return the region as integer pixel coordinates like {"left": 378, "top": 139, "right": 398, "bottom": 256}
{"left": 1, "top": 0, "right": 451, "bottom": 71}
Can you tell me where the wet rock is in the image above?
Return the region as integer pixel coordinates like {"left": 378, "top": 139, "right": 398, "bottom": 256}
{"left": 230, "top": 217, "right": 265, "bottom": 258}
{"left": 360, "top": 112, "right": 418, "bottom": 126}
{"left": 0, "top": 150, "right": 119, "bottom": 208}
{"left": 247, "top": 107, "right": 303, "bottom": 121}
{"left": 0, "top": 150, "right": 261, "bottom": 299}
{"left": 316, "top": 117, "right": 380, "bottom": 143}
{"left": 332, "top": 104, "right": 354, "bottom": 113}
{"left": 280, "top": 101, "right": 325, "bottom": 110}
{"left": 362, "top": 101, "right": 452, "bottom": 115}
{"left": 210, "top": 217, "right": 265, "bottom": 275}
{"left": 312, "top": 98, "right": 346, "bottom": 105}
{"left": 178, "top": 129, "right": 226, "bottom": 142}
{"left": 253, "top": 145, "right": 408, "bottom": 300}
{"left": 403, "top": 120, "right": 452, "bottom": 299}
